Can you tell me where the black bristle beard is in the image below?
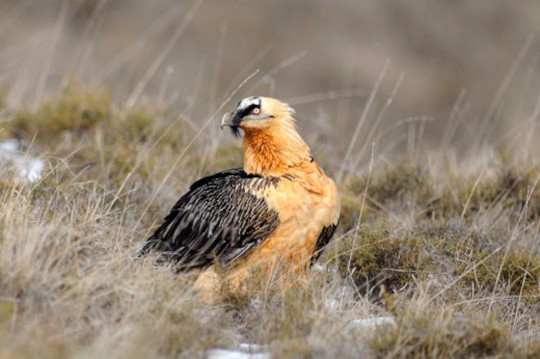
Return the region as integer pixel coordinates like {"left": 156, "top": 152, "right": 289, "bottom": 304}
{"left": 231, "top": 125, "right": 242, "bottom": 138}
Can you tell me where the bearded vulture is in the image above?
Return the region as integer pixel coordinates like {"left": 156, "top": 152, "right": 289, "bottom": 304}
{"left": 140, "top": 96, "right": 340, "bottom": 298}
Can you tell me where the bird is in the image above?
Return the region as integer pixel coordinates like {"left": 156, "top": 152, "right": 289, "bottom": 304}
{"left": 140, "top": 96, "right": 340, "bottom": 298}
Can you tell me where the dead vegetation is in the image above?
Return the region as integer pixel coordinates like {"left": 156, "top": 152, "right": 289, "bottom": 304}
{"left": 0, "top": 82, "right": 538, "bottom": 358}
{"left": 369, "top": 301, "right": 539, "bottom": 359}
{"left": 1, "top": 0, "right": 539, "bottom": 356}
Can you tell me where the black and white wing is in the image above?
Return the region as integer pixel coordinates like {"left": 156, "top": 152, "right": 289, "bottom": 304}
{"left": 140, "top": 168, "right": 280, "bottom": 270}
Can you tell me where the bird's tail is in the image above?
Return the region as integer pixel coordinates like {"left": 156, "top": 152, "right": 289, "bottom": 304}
{"left": 138, "top": 236, "right": 161, "bottom": 257}
{"left": 138, "top": 235, "right": 178, "bottom": 267}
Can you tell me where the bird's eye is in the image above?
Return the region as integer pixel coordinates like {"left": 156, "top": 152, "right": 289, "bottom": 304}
{"left": 252, "top": 107, "right": 261, "bottom": 115}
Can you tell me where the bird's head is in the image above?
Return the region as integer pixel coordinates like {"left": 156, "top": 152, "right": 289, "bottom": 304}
{"left": 221, "top": 96, "right": 310, "bottom": 175}
{"left": 221, "top": 96, "right": 295, "bottom": 138}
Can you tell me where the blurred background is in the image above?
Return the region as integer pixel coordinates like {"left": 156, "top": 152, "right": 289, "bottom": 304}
{"left": 0, "top": 0, "right": 539, "bottom": 165}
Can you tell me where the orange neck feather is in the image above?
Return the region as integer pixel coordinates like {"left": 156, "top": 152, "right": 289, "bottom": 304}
{"left": 242, "top": 118, "right": 311, "bottom": 177}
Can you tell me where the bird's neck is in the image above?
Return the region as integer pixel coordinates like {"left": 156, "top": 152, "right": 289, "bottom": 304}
{"left": 242, "top": 119, "right": 311, "bottom": 177}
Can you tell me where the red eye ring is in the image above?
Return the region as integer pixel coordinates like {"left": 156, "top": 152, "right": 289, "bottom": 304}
{"left": 252, "top": 107, "right": 261, "bottom": 115}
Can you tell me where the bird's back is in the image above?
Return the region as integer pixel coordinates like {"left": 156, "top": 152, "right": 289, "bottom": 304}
{"left": 140, "top": 168, "right": 281, "bottom": 270}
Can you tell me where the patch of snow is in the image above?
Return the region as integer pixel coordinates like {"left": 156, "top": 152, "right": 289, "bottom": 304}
{"left": 0, "top": 140, "right": 18, "bottom": 152}
{"left": 311, "top": 263, "right": 326, "bottom": 272}
{"left": 237, "top": 343, "right": 266, "bottom": 351}
{"left": 206, "top": 343, "right": 269, "bottom": 359}
{"left": 324, "top": 298, "right": 339, "bottom": 309}
{"left": 13, "top": 156, "right": 44, "bottom": 182}
{"left": 0, "top": 140, "right": 44, "bottom": 182}
{"left": 206, "top": 349, "right": 270, "bottom": 359}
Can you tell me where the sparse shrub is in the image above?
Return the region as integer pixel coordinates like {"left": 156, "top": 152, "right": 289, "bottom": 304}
{"left": 342, "top": 158, "right": 540, "bottom": 231}
{"left": 462, "top": 250, "right": 540, "bottom": 303}
{"left": 370, "top": 305, "right": 520, "bottom": 358}
{"left": 337, "top": 222, "right": 430, "bottom": 297}
{"left": 11, "top": 80, "right": 111, "bottom": 138}
{"left": 122, "top": 106, "right": 159, "bottom": 142}
{"left": 360, "top": 162, "right": 435, "bottom": 208}
{"left": 341, "top": 161, "right": 436, "bottom": 230}
{"left": 437, "top": 165, "right": 540, "bottom": 220}
{"left": 525, "top": 342, "right": 540, "bottom": 359}
{"left": 338, "top": 218, "right": 539, "bottom": 306}
{"left": 1, "top": 82, "right": 539, "bottom": 358}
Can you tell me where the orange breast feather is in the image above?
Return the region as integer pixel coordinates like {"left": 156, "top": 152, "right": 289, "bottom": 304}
{"left": 230, "top": 162, "right": 340, "bottom": 279}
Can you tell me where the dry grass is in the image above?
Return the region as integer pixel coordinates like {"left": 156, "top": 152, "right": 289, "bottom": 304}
{"left": 1, "top": 3, "right": 540, "bottom": 355}
{"left": 0, "top": 82, "right": 538, "bottom": 358}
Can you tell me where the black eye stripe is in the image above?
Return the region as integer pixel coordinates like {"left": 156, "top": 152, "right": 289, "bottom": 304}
{"left": 239, "top": 104, "right": 260, "bottom": 118}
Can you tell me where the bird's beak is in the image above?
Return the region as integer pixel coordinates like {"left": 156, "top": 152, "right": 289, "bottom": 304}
{"left": 220, "top": 112, "right": 232, "bottom": 130}
{"left": 220, "top": 111, "right": 242, "bottom": 138}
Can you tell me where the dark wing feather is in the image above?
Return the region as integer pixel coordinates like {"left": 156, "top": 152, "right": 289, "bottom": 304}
{"left": 311, "top": 221, "right": 339, "bottom": 264}
{"left": 140, "top": 168, "right": 280, "bottom": 270}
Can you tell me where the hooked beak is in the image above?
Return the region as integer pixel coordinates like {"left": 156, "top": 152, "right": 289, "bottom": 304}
{"left": 220, "top": 112, "right": 233, "bottom": 130}
{"left": 220, "top": 111, "right": 241, "bottom": 138}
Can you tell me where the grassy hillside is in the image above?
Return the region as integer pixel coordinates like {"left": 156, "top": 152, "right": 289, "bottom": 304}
{"left": 0, "top": 83, "right": 538, "bottom": 358}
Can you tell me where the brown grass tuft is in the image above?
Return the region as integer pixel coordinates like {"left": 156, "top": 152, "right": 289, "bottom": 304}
{"left": 0, "top": 84, "right": 538, "bottom": 358}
